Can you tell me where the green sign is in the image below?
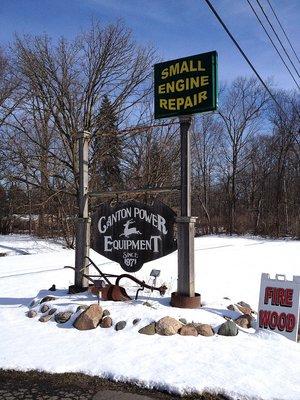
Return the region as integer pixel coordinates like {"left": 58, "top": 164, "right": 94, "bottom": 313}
{"left": 154, "top": 51, "right": 218, "bottom": 119}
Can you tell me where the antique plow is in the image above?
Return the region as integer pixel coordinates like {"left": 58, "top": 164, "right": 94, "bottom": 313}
{"left": 64, "top": 256, "right": 167, "bottom": 301}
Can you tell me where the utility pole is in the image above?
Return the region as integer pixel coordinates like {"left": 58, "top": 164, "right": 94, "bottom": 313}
{"left": 171, "top": 116, "right": 201, "bottom": 308}
{"left": 72, "top": 131, "right": 91, "bottom": 291}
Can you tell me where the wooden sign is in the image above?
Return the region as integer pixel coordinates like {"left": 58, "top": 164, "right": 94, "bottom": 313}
{"left": 258, "top": 273, "right": 300, "bottom": 341}
{"left": 154, "top": 51, "right": 218, "bottom": 119}
{"left": 91, "top": 201, "right": 177, "bottom": 272}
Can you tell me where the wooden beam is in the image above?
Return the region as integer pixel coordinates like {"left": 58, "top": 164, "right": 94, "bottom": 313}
{"left": 89, "top": 186, "right": 180, "bottom": 198}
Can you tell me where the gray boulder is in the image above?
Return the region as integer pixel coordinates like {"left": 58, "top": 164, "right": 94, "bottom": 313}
{"left": 27, "top": 310, "right": 37, "bottom": 318}
{"left": 115, "top": 321, "right": 126, "bottom": 331}
{"left": 102, "top": 309, "right": 110, "bottom": 318}
{"left": 138, "top": 323, "right": 156, "bottom": 335}
{"left": 39, "top": 315, "right": 52, "bottom": 323}
{"left": 218, "top": 320, "right": 238, "bottom": 336}
{"left": 55, "top": 311, "right": 73, "bottom": 324}
{"left": 40, "top": 304, "right": 49, "bottom": 313}
{"left": 40, "top": 296, "right": 56, "bottom": 304}
{"left": 76, "top": 305, "right": 89, "bottom": 313}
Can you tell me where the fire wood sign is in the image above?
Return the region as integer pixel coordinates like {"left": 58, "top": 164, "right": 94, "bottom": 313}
{"left": 91, "top": 201, "right": 177, "bottom": 272}
{"left": 258, "top": 273, "right": 300, "bottom": 341}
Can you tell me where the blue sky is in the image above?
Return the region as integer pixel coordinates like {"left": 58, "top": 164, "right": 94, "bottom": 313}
{"left": 1, "top": 0, "right": 299, "bottom": 91}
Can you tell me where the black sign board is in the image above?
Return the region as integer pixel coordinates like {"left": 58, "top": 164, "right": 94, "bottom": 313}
{"left": 91, "top": 201, "right": 177, "bottom": 272}
{"left": 154, "top": 51, "right": 218, "bottom": 119}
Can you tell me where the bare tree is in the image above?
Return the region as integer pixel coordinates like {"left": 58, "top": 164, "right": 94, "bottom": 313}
{"left": 217, "top": 77, "right": 270, "bottom": 234}
{"left": 1, "top": 21, "right": 155, "bottom": 244}
{"left": 192, "top": 113, "right": 222, "bottom": 232}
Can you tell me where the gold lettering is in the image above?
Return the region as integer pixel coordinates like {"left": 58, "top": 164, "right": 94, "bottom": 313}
{"left": 161, "top": 68, "right": 169, "bottom": 79}
{"left": 189, "top": 60, "right": 197, "bottom": 72}
{"left": 166, "top": 81, "right": 175, "bottom": 93}
{"left": 200, "top": 76, "right": 209, "bottom": 86}
{"left": 158, "top": 84, "right": 165, "bottom": 94}
{"left": 190, "top": 76, "right": 200, "bottom": 89}
{"left": 160, "top": 99, "right": 168, "bottom": 109}
{"left": 169, "top": 62, "right": 180, "bottom": 77}
{"left": 180, "top": 61, "right": 189, "bottom": 73}
{"left": 168, "top": 98, "right": 176, "bottom": 110}
{"left": 175, "top": 79, "right": 185, "bottom": 91}
{"left": 198, "top": 60, "right": 206, "bottom": 71}
{"left": 176, "top": 97, "right": 185, "bottom": 109}
{"left": 199, "top": 91, "right": 208, "bottom": 102}
{"left": 184, "top": 96, "right": 193, "bottom": 109}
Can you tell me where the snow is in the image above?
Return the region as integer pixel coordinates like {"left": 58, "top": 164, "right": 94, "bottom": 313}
{"left": 0, "top": 234, "right": 300, "bottom": 400}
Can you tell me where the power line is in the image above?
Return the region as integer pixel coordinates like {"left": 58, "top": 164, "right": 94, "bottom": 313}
{"left": 247, "top": 0, "right": 300, "bottom": 91}
{"left": 202, "top": 0, "right": 286, "bottom": 114}
{"left": 255, "top": 0, "right": 300, "bottom": 80}
{"left": 266, "top": 0, "right": 300, "bottom": 66}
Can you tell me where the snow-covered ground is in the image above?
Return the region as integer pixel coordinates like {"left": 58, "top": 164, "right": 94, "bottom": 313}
{"left": 0, "top": 234, "right": 299, "bottom": 400}
{"left": 0, "top": 234, "right": 65, "bottom": 256}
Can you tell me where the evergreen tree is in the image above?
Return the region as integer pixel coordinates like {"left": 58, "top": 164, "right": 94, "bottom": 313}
{"left": 94, "top": 95, "right": 122, "bottom": 191}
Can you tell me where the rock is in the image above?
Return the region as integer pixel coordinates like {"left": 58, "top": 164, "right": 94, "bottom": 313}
{"left": 156, "top": 316, "right": 182, "bottom": 336}
{"left": 179, "top": 325, "right": 198, "bottom": 336}
{"left": 237, "top": 301, "right": 251, "bottom": 309}
{"left": 27, "top": 310, "right": 37, "bottom": 318}
{"left": 40, "top": 304, "right": 49, "bottom": 313}
{"left": 48, "top": 308, "right": 57, "bottom": 315}
{"left": 29, "top": 300, "right": 37, "bottom": 308}
{"left": 102, "top": 309, "right": 110, "bottom": 318}
{"left": 143, "top": 301, "right": 155, "bottom": 308}
{"left": 227, "top": 304, "right": 237, "bottom": 312}
{"left": 40, "top": 296, "right": 56, "bottom": 304}
{"left": 55, "top": 311, "right": 73, "bottom": 324}
{"left": 73, "top": 304, "right": 103, "bottom": 330}
{"left": 39, "top": 315, "right": 52, "bottom": 322}
{"left": 179, "top": 318, "right": 187, "bottom": 325}
{"left": 138, "top": 323, "right": 156, "bottom": 335}
{"left": 133, "top": 318, "right": 141, "bottom": 325}
{"left": 48, "top": 284, "right": 56, "bottom": 291}
{"left": 100, "top": 316, "right": 112, "bottom": 328}
{"left": 236, "top": 303, "right": 252, "bottom": 315}
{"left": 115, "top": 321, "right": 126, "bottom": 331}
{"left": 218, "top": 320, "right": 238, "bottom": 336}
{"left": 192, "top": 323, "right": 214, "bottom": 337}
{"left": 235, "top": 314, "right": 252, "bottom": 329}
{"left": 76, "top": 305, "right": 89, "bottom": 313}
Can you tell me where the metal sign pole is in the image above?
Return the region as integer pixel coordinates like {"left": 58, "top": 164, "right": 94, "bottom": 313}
{"left": 171, "top": 116, "right": 200, "bottom": 308}
{"left": 73, "top": 131, "right": 91, "bottom": 291}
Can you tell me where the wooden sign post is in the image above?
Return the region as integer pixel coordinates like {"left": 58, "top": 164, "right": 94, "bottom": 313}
{"left": 71, "top": 131, "right": 91, "bottom": 292}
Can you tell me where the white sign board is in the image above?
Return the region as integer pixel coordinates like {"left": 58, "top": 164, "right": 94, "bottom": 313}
{"left": 258, "top": 273, "right": 300, "bottom": 341}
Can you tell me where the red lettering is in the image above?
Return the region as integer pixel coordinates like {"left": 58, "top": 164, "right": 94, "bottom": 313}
{"left": 259, "top": 310, "right": 296, "bottom": 333}
{"left": 269, "top": 311, "right": 278, "bottom": 330}
{"left": 277, "top": 288, "right": 285, "bottom": 306}
{"left": 264, "top": 287, "right": 273, "bottom": 305}
{"left": 286, "top": 314, "right": 296, "bottom": 332}
{"left": 264, "top": 287, "right": 294, "bottom": 307}
{"left": 259, "top": 310, "right": 271, "bottom": 328}
{"left": 277, "top": 313, "right": 286, "bottom": 331}
{"left": 286, "top": 289, "right": 293, "bottom": 307}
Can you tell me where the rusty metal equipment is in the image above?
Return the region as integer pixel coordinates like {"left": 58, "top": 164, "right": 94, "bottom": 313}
{"left": 64, "top": 256, "right": 167, "bottom": 302}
